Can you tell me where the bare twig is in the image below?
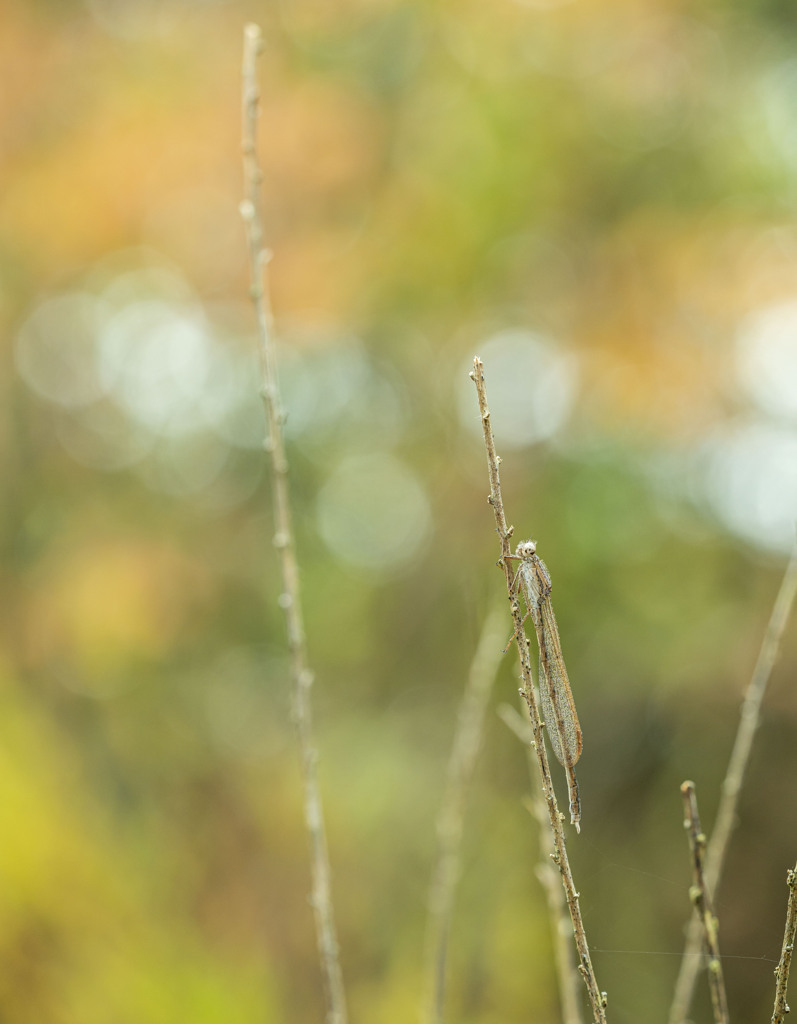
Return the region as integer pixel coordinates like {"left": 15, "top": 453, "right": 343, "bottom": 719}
{"left": 240, "top": 25, "right": 347, "bottom": 1024}
{"left": 498, "top": 702, "right": 584, "bottom": 1024}
{"left": 470, "top": 357, "right": 607, "bottom": 1024}
{"left": 423, "top": 605, "right": 506, "bottom": 1024}
{"left": 772, "top": 863, "right": 797, "bottom": 1024}
{"left": 669, "top": 541, "right": 797, "bottom": 1024}
{"left": 679, "top": 781, "right": 729, "bottom": 1024}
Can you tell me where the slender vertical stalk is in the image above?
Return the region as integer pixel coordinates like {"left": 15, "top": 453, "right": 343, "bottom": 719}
{"left": 470, "top": 357, "right": 607, "bottom": 1024}
{"left": 679, "top": 782, "right": 729, "bottom": 1024}
{"left": 240, "top": 25, "right": 347, "bottom": 1024}
{"left": 772, "top": 863, "right": 797, "bottom": 1024}
{"left": 498, "top": 702, "right": 584, "bottom": 1024}
{"left": 669, "top": 542, "right": 797, "bottom": 1024}
{"left": 424, "top": 606, "right": 506, "bottom": 1024}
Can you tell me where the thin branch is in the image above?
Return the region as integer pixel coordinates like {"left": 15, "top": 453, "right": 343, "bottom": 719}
{"left": 470, "top": 357, "right": 607, "bottom": 1024}
{"left": 679, "top": 781, "right": 729, "bottom": 1024}
{"left": 240, "top": 25, "right": 347, "bottom": 1024}
{"left": 772, "top": 863, "right": 797, "bottom": 1024}
{"left": 498, "top": 702, "right": 584, "bottom": 1024}
{"left": 669, "top": 540, "right": 797, "bottom": 1024}
{"left": 423, "top": 605, "right": 506, "bottom": 1024}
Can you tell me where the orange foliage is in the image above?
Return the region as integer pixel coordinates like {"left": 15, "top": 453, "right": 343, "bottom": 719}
{"left": 24, "top": 536, "right": 211, "bottom": 691}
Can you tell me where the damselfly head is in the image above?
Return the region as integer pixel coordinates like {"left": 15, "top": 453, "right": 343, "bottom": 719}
{"left": 516, "top": 540, "right": 537, "bottom": 558}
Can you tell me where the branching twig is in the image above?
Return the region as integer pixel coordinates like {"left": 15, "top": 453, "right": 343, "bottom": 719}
{"left": 424, "top": 606, "right": 506, "bottom": 1024}
{"left": 470, "top": 357, "right": 607, "bottom": 1024}
{"left": 669, "top": 541, "right": 797, "bottom": 1024}
{"left": 498, "top": 702, "right": 584, "bottom": 1024}
{"left": 680, "top": 781, "right": 729, "bottom": 1024}
{"left": 240, "top": 25, "right": 347, "bottom": 1024}
{"left": 772, "top": 862, "right": 797, "bottom": 1024}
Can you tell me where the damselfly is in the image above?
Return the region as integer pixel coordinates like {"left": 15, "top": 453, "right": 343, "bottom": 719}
{"left": 506, "top": 540, "right": 583, "bottom": 831}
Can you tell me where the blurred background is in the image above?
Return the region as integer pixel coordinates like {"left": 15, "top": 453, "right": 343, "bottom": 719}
{"left": 4, "top": 0, "right": 797, "bottom": 1021}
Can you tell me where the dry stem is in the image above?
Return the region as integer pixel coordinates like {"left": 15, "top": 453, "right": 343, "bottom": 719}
{"left": 424, "top": 606, "right": 506, "bottom": 1024}
{"left": 498, "top": 702, "right": 584, "bottom": 1024}
{"left": 679, "top": 781, "right": 729, "bottom": 1024}
{"left": 669, "top": 541, "right": 797, "bottom": 1024}
{"left": 470, "top": 356, "right": 607, "bottom": 1024}
{"left": 772, "top": 863, "right": 797, "bottom": 1024}
{"left": 241, "top": 24, "right": 347, "bottom": 1024}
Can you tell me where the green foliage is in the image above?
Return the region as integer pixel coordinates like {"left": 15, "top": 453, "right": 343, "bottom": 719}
{"left": 3, "top": 1, "right": 797, "bottom": 1021}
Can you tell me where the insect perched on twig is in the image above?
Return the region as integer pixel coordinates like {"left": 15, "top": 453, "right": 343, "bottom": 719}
{"left": 505, "top": 540, "right": 583, "bottom": 832}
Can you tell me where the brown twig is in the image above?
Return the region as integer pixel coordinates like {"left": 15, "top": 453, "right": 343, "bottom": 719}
{"left": 498, "top": 702, "right": 584, "bottom": 1024}
{"left": 424, "top": 606, "right": 506, "bottom": 1024}
{"left": 772, "top": 862, "right": 797, "bottom": 1024}
{"left": 470, "top": 357, "right": 607, "bottom": 1024}
{"left": 669, "top": 541, "right": 797, "bottom": 1024}
{"left": 680, "top": 781, "right": 729, "bottom": 1024}
{"left": 240, "top": 24, "right": 347, "bottom": 1024}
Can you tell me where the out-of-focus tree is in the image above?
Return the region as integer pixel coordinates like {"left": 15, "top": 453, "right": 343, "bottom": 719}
{"left": 3, "top": 0, "right": 797, "bottom": 1021}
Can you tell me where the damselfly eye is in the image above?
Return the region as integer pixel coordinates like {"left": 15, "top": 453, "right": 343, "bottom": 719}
{"left": 516, "top": 540, "right": 537, "bottom": 557}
